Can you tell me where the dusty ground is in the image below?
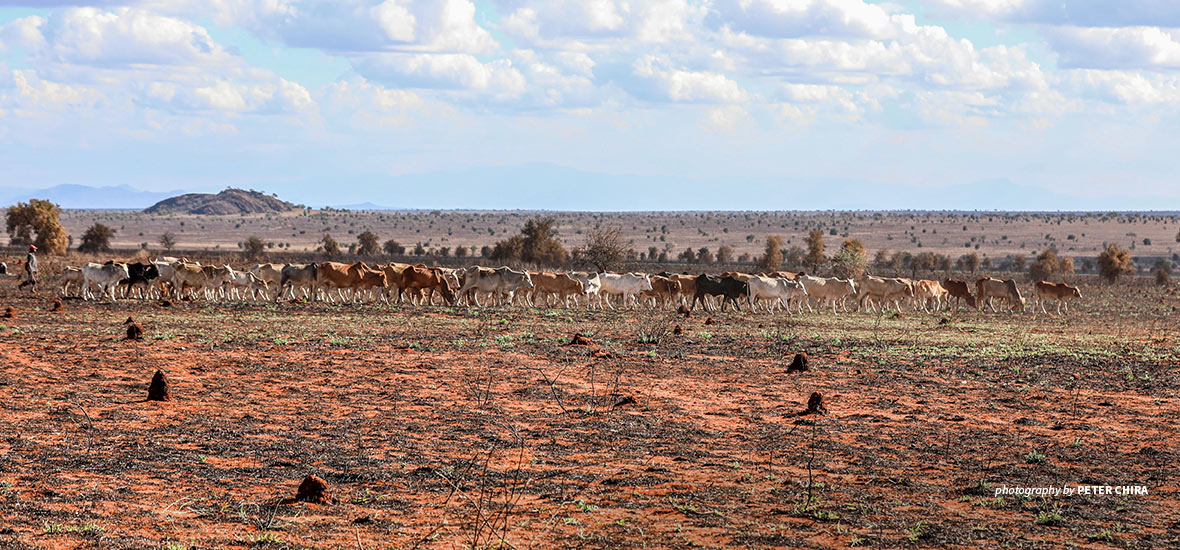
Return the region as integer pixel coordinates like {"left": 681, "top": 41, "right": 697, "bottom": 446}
{"left": 53, "top": 209, "right": 1180, "bottom": 261}
{"left": 0, "top": 277, "right": 1178, "bottom": 549}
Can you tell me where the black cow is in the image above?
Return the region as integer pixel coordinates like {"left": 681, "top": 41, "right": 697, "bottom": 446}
{"left": 692, "top": 274, "right": 746, "bottom": 312}
{"left": 119, "top": 262, "right": 160, "bottom": 299}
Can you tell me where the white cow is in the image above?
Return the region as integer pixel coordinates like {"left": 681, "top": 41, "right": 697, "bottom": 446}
{"left": 225, "top": 270, "right": 268, "bottom": 300}
{"left": 82, "top": 262, "right": 130, "bottom": 301}
{"left": 747, "top": 276, "right": 808, "bottom": 314}
{"left": 598, "top": 273, "right": 653, "bottom": 310}
{"left": 569, "top": 271, "right": 603, "bottom": 309}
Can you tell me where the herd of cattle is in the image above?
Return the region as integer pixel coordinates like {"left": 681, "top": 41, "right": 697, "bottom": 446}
{"left": 58, "top": 258, "right": 1084, "bottom": 314}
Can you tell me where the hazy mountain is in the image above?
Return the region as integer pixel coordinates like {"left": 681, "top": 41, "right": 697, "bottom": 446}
{"left": 1, "top": 184, "right": 184, "bottom": 209}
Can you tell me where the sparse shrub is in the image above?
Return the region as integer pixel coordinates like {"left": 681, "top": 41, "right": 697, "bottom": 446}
{"left": 1097, "top": 243, "right": 1135, "bottom": 282}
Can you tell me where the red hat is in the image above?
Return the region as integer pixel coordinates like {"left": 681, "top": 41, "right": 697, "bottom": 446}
{"left": 28, "top": 245, "right": 37, "bottom": 252}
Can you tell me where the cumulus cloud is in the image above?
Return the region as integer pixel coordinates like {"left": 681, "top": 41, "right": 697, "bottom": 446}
{"left": 627, "top": 54, "right": 749, "bottom": 103}
{"left": 352, "top": 53, "right": 525, "bottom": 97}
{"left": 706, "top": 0, "right": 903, "bottom": 40}
{"left": 1047, "top": 27, "right": 1180, "bottom": 70}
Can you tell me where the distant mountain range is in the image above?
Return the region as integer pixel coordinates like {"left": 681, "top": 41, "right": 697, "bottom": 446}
{"left": 2, "top": 165, "right": 1176, "bottom": 211}
{"left": 0, "top": 184, "right": 185, "bottom": 209}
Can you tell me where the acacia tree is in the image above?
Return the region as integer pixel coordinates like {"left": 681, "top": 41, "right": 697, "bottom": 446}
{"left": 159, "top": 232, "right": 177, "bottom": 252}
{"left": 1097, "top": 243, "right": 1135, "bottom": 282}
{"left": 577, "top": 225, "right": 628, "bottom": 271}
{"left": 356, "top": 231, "right": 380, "bottom": 256}
{"left": 491, "top": 215, "right": 569, "bottom": 266}
{"left": 804, "top": 230, "right": 825, "bottom": 272}
{"left": 759, "top": 235, "right": 784, "bottom": 271}
{"left": 6, "top": 199, "right": 68, "bottom": 255}
{"left": 77, "top": 223, "right": 117, "bottom": 253}
{"left": 242, "top": 236, "right": 266, "bottom": 258}
{"left": 383, "top": 239, "right": 405, "bottom": 255}
{"left": 320, "top": 234, "right": 341, "bottom": 257}
{"left": 830, "top": 238, "right": 867, "bottom": 279}
{"left": 716, "top": 245, "right": 734, "bottom": 264}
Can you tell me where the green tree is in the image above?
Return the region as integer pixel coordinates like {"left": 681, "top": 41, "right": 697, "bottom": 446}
{"left": 697, "top": 247, "right": 714, "bottom": 264}
{"left": 77, "top": 223, "right": 116, "bottom": 254}
{"left": 520, "top": 215, "right": 569, "bottom": 265}
{"left": 6, "top": 199, "right": 68, "bottom": 255}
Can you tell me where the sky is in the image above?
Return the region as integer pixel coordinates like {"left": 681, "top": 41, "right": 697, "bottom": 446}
{"left": 1, "top": 0, "right": 1179, "bottom": 210}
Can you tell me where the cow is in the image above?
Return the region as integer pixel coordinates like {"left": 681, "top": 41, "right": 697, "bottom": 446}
{"left": 402, "top": 265, "right": 457, "bottom": 305}
{"left": 0, "top": 262, "right": 6, "bottom": 275}
{"left": 316, "top": 262, "right": 387, "bottom": 303}
{"left": 60, "top": 266, "right": 84, "bottom": 297}
{"left": 941, "top": 278, "right": 977, "bottom": 310}
{"left": 117, "top": 262, "right": 160, "bottom": 299}
{"left": 912, "top": 279, "right": 948, "bottom": 313}
{"left": 200, "top": 265, "right": 235, "bottom": 300}
{"left": 855, "top": 276, "right": 914, "bottom": 313}
{"left": 747, "top": 276, "right": 808, "bottom": 314}
{"left": 798, "top": 275, "right": 857, "bottom": 314}
{"left": 691, "top": 274, "right": 745, "bottom": 312}
{"left": 598, "top": 273, "right": 653, "bottom": 310}
{"left": 276, "top": 263, "right": 318, "bottom": 302}
{"left": 249, "top": 263, "right": 284, "bottom": 300}
{"left": 976, "top": 277, "right": 1025, "bottom": 312}
{"left": 663, "top": 273, "right": 697, "bottom": 306}
{"left": 1035, "top": 281, "right": 1081, "bottom": 315}
{"left": 637, "top": 275, "right": 682, "bottom": 309}
{"left": 569, "top": 271, "right": 603, "bottom": 308}
{"left": 528, "top": 272, "right": 585, "bottom": 308}
{"left": 82, "top": 261, "right": 130, "bottom": 301}
{"left": 225, "top": 270, "right": 268, "bottom": 300}
{"left": 379, "top": 262, "right": 413, "bottom": 303}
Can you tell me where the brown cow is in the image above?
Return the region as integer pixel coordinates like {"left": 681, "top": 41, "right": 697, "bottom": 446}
{"left": 401, "top": 265, "right": 456, "bottom": 305}
{"left": 976, "top": 277, "right": 1024, "bottom": 312}
{"left": 1035, "top": 281, "right": 1081, "bottom": 315}
{"left": 638, "top": 275, "right": 682, "bottom": 308}
{"left": 941, "top": 278, "right": 976, "bottom": 310}
{"left": 316, "top": 262, "right": 387, "bottom": 303}
{"left": 380, "top": 262, "right": 413, "bottom": 303}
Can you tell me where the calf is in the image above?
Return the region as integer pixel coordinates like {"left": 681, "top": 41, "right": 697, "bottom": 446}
{"left": 941, "top": 278, "right": 976, "bottom": 310}
{"left": 1035, "top": 281, "right": 1081, "bottom": 315}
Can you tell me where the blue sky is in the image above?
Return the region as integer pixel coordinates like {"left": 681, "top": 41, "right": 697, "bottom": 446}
{"left": 1, "top": 1, "right": 1179, "bottom": 209}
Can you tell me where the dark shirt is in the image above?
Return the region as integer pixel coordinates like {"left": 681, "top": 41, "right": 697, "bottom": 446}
{"left": 26, "top": 252, "right": 37, "bottom": 273}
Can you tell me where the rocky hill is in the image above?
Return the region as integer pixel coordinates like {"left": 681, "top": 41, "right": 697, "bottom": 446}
{"left": 145, "top": 188, "right": 296, "bottom": 215}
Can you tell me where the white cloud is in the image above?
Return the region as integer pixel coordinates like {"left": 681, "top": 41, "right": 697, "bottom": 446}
{"left": 498, "top": 0, "right": 703, "bottom": 48}
{"left": 1061, "top": 69, "right": 1180, "bottom": 105}
{"left": 629, "top": 54, "right": 748, "bottom": 103}
{"left": 1047, "top": 27, "right": 1180, "bottom": 70}
{"left": 352, "top": 53, "right": 525, "bottom": 96}
{"left": 706, "top": 0, "right": 903, "bottom": 40}
{"left": 2, "top": 8, "right": 231, "bottom": 67}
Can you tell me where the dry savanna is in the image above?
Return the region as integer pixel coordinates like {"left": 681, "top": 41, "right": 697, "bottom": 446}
{"left": 0, "top": 210, "right": 1178, "bottom": 549}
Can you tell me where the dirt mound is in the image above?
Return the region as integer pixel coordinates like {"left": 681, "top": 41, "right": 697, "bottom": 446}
{"left": 787, "top": 353, "right": 809, "bottom": 373}
{"left": 50, "top": 299, "right": 63, "bottom": 312}
{"left": 147, "top": 370, "right": 172, "bottom": 402}
{"left": 145, "top": 188, "right": 296, "bottom": 215}
{"left": 2, "top": 307, "right": 14, "bottom": 319}
{"left": 125, "top": 317, "right": 143, "bottom": 340}
{"left": 803, "top": 392, "right": 827, "bottom": 416}
{"left": 567, "top": 333, "right": 594, "bottom": 346}
{"left": 677, "top": 305, "right": 691, "bottom": 317}
{"left": 159, "top": 300, "right": 172, "bottom": 308}
{"left": 705, "top": 317, "right": 715, "bottom": 325}
{"left": 296, "top": 475, "right": 331, "bottom": 504}
{"left": 590, "top": 349, "right": 615, "bottom": 359}
{"left": 672, "top": 325, "right": 682, "bottom": 335}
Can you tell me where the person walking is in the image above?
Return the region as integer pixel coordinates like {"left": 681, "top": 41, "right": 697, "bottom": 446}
{"left": 18, "top": 244, "right": 37, "bottom": 291}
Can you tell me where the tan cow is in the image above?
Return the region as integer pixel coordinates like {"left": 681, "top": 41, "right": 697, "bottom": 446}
{"left": 316, "top": 262, "right": 387, "bottom": 303}
{"left": 380, "top": 262, "right": 413, "bottom": 303}
{"left": 854, "top": 276, "right": 913, "bottom": 313}
{"left": 528, "top": 272, "right": 585, "bottom": 308}
{"left": 976, "top": 278, "right": 1025, "bottom": 312}
{"left": 1034, "top": 281, "right": 1081, "bottom": 314}
{"left": 668, "top": 274, "right": 697, "bottom": 306}
{"left": 912, "top": 280, "right": 948, "bottom": 313}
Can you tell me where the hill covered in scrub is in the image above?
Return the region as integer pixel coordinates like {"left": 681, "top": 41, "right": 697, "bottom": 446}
{"left": 145, "top": 188, "right": 296, "bottom": 215}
